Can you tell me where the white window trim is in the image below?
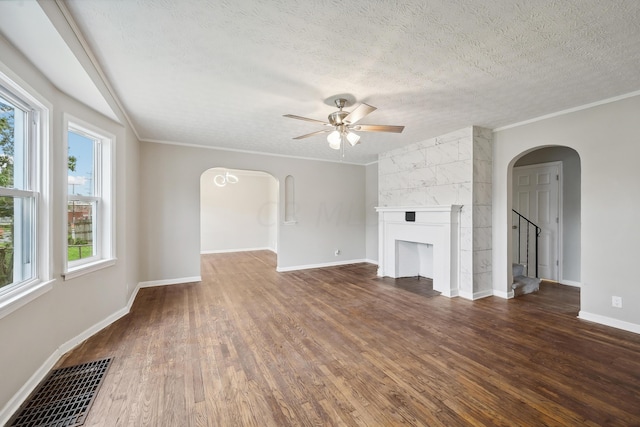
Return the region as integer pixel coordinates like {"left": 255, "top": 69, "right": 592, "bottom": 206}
{"left": 0, "top": 278, "right": 54, "bottom": 319}
{"left": 63, "top": 258, "right": 116, "bottom": 281}
{"left": 63, "top": 115, "right": 115, "bottom": 280}
{"left": 0, "top": 71, "right": 53, "bottom": 320}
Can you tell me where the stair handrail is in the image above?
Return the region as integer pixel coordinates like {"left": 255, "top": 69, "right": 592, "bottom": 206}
{"left": 512, "top": 209, "right": 542, "bottom": 278}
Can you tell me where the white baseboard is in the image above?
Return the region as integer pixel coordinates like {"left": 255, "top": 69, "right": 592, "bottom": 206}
{"left": 127, "top": 284, "right": 141, "bottom": 311}
{"left": 458, "top": 290, "right": 473, "bottom": 299}
{"left": 559, "top": 279, "right": 582, "bottom": 288}
{"left": 578, "top": 311, "right": 640, "bottom": 335}
{"left": 459, "top": 289, "right": 494, "bottom": 300}
{"left": 276, "top": 259, "right": 369, "bottom": 272}
{"left": 363, "top": 259, "right": 378, "bottom": 265}
{"left": 0, "top": 350, "right": 61, "bottom": 426}
{"left": 0, "top": 287, "right": 136, "bottom": 426}
{"left": 59, "top": 307, "right": 130, "bottom": 356}
{"left": 201, "top": 247, "right": 275, "bottom": 254}
{"left": 138, "top": 276, "right": 201, "bottom": 288}
{"left": 492, "top": 289, "right": 514, "bottom": 299}
{"left": 442, "top": 289, "right": 459, "bottom": 298}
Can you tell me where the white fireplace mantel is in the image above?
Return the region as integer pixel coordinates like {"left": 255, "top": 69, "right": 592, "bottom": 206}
{"left": 375, "top": 205, "right": 462, "bottom": 297}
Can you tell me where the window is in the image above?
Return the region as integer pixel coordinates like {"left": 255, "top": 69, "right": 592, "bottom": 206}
{"left": 65, "top": 118, "right": 114, "bottom": 279}
{"left": 0, "top": 91, "right": 36, "bottom": 288}
{"left": 0, "top": 76, "right": 51, "bottom": 318}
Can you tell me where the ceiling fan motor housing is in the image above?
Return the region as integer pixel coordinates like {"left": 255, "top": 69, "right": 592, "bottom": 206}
{"left": 328, "top": 98, "right": 351, "bottom": 126}
{"left": 284, "top": 97, "right": 403, "bottom": 142}
{"left": 328, "top": 110, "right": 349, "bottom": 126}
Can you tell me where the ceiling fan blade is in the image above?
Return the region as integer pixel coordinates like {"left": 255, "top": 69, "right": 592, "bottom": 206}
{"left": 292, "top": 130, "right": 331, "bottom": 140}
{"left": 353, "top": 124, "right": 405, "bottom": 133}
{"left": 343, "top": 103, "right": 376, "bottom": 124}
{"left": 283, "top": 114, "right": 331, "bottom": 126}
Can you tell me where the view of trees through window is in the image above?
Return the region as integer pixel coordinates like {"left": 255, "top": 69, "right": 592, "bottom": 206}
{"left": 0, "top": 99, "right": 15, "bottom": 287}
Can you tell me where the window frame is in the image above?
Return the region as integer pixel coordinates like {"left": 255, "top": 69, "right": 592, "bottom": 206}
{"left": 0, "top": 71, "right": 53, "bottom": 320}
{"left": 63, "top": 115, "right": 115, "bottom": 280}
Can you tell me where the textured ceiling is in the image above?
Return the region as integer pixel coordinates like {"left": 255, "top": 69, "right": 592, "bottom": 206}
{"left": 63, "top": 0, "right": 640, "bottom": 164}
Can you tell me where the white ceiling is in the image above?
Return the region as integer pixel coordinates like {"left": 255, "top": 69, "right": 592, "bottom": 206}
{"left": 59, "top": 0, "right": 640, "bottom": 164}
{"left": 0, "top": 1, "right": 118, "bottom": 121}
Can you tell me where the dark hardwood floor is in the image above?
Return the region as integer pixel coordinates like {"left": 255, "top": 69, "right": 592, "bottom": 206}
{"left": 57, "top": 251, "right": 640, "bottom": 426}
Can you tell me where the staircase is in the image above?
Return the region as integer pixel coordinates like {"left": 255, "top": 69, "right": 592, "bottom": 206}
{"left": 512, "top": 263, "right": 541, "bottom": 296}
{"left": 512, "top": 209, "right": 542, "bottom": 296}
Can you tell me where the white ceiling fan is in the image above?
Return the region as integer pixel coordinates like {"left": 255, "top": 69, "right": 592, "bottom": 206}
{"left": 284, "top": 98, "right": 404, "bottom": 151}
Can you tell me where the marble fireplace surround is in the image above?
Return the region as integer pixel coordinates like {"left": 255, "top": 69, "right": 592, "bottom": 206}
{"left": 375, "top": 205, "right": 462, "bottom": 297}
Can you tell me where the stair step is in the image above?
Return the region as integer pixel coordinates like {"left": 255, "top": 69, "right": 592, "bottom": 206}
{"left": 512, "top": 263, "right": 526, "bottom": 277}
{"left": 512, "top": 275, "right": 541, "bottom": 296}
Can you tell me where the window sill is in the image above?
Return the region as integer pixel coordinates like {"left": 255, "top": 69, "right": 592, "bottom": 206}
{"left": 0, "top": 279, "right": 56, "bottom": 320}
{"left": 64, "top": 258, "right": 117, "bottom": 281}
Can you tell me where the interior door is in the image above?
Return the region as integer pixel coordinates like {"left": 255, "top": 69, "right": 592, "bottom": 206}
{"left": 513, "top": 163, "right": 560, "bottom": 280}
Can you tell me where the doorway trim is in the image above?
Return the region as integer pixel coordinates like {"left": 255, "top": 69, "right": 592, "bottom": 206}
{"left": 512, "top": 161, "right": 563, "bottom": 282}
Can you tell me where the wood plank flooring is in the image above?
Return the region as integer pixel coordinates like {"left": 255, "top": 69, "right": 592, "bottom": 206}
{"left": 57, "top": 251, "right": 640, "bottom": 426}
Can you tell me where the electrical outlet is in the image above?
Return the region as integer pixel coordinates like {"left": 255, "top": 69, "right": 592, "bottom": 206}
{"left": 334, "top": 249, "right": 341, "bottom": 256}
{"left": 612, "top": 296, "right": 623, "bottom": 308}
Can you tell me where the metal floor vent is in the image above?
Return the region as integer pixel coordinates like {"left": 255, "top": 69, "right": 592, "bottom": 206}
{"left": 9, "top": 357, "right": 112, "bottom": 427}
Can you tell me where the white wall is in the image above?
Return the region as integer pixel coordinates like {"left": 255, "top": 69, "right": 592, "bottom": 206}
{"left": 0, "top": 34, "right": 139, "bottom": 418}
{"left": 268, "top": 176, "right": 279, "bottom": 251}
{"left": 365, "top": 162, "right": 378, "bottom": 262}
{"left": 140, "top": 142, "right": 368, "bottom": 281}
{"left": 200, "top": 168, "right": 277, "bottom": 253}
{"left": 493, "top": 94, "right": 640, "bottom": 332}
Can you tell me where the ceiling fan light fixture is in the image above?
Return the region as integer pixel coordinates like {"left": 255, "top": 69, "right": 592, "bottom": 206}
{"left": 327, "top": 130, "right": 341, "bottom": 149}
{"left": 285, "top": 98, "right": 404, "bottom": 153}
{"left": 346, "top": 131, "right": 360, "bottom": 146}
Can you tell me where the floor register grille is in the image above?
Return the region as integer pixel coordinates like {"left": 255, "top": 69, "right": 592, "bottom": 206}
{"left": 9, "top": 358, "right": 112, "bottom": 427}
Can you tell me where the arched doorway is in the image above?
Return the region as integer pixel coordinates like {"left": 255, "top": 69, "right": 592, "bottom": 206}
{"left": 200, "top": 168, "right": 279, "bottom": 255}
{"left": 509, "top": 146, "right": 581, "bottom": 296}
